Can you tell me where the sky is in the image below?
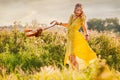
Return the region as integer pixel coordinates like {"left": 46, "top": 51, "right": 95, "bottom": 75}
{"left": 0, "top": 0, "right": 120, "bottom": 26}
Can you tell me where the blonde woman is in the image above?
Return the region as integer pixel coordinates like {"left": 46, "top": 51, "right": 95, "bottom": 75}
{"left": 50, "top": 3, "right": 97, "bottom": 69}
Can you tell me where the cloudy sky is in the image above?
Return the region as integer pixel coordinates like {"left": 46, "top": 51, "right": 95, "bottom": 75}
{"left": 0, "top": 0, "right": 120, "bottom": 26}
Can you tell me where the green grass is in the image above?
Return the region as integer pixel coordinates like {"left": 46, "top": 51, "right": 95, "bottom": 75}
{"left": 0, "top": 29, "right": 120, "bottom": 80}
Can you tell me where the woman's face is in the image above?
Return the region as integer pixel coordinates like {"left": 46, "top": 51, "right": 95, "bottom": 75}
{"left": 74, "top": 7, "right": 82, "bottom": 16}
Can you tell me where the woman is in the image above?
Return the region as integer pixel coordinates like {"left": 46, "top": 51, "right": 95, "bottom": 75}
{"left": 50, "top": 3, "right": 97, "bottom": 69}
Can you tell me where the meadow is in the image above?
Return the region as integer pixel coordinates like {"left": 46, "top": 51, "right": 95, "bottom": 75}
{"left": 0, "top": 24, "right": 120, "bottom": 80}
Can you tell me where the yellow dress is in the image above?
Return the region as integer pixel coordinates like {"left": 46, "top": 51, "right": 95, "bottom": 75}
{"left": 64, "top": 14, "right": 97, "bottom": 65}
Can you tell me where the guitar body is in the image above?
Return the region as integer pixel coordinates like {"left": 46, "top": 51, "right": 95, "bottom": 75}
{"left": 26, "top": 28, "right": 43, "bottom": 37}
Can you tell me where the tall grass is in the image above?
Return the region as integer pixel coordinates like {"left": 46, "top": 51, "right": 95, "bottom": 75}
{"left": 89, "top": 31, "right": 120, "bottom": 71}
{"left": 0, "top": 27, "right": 120, "bottom": 79}
{"left": 0, "top": 59, "right": 120, "bottom": 80}
{"left": 0, "top": 29, "right": 66, "bottom": 73}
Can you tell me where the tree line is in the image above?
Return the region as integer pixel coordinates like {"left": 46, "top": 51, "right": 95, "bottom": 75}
{"left": 87, "top": 17, "right": 120, "bottom": 33}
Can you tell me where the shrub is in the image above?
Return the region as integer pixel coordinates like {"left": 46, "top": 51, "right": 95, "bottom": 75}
{"left": 89, "top": 31, "right": 120, "bottom": 71}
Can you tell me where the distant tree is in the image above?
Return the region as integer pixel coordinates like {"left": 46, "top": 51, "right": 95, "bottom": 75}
{"left": 87, "top": 17, "right": 120, "bottom": 32}
{"left": 105, "top": 18, "right": 119, "bottom": 31}
{"left": 87, "top": 18, "right": 105, "bottom": 32}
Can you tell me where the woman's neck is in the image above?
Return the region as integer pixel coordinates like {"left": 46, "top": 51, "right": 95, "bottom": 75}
{"left": 73, "top": 14, "right": 79, "bottom": 19}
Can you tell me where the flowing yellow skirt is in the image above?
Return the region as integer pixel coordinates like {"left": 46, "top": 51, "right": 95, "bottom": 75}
{"left": 64, "top": 31, "right": 97, "bottom": 65}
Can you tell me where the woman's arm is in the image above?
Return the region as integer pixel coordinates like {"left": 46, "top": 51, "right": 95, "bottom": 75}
{"left": 81, "top": 22, "right": 89, "bottom": 41}
{"left": 81, "top": 23, "right": 88, "bottom": 35}
{"left": 59, "top": 22, "right": 68, "bottom": 27}
{"left": 60, "top": 14, "right": 73, "bottom": 27}
{"left": 50, "top": 14, "right": 73, "bottom": 28}
{"left": 50, "top": 20, "right": 68, "bottom": 27}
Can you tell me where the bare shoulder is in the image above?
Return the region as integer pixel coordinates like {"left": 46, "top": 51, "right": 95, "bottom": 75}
{"left": 81, "top": 13, "right": 86, "bottom": 21}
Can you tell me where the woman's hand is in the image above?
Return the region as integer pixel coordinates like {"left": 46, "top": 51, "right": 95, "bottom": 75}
{"left": 85, "top": 35, "right": 89, "bottom": 41}
{"left": 50, "top": 20, "right": 60, "bottom": 25}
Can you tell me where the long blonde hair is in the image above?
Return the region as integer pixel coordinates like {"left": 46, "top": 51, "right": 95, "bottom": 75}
{"left": 74, "top": 3, "right": 84, "bottom": 17}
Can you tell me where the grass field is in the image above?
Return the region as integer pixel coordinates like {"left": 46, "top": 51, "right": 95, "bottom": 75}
{"left": 0, "top": 26, "right": 120, "bottom": 80}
